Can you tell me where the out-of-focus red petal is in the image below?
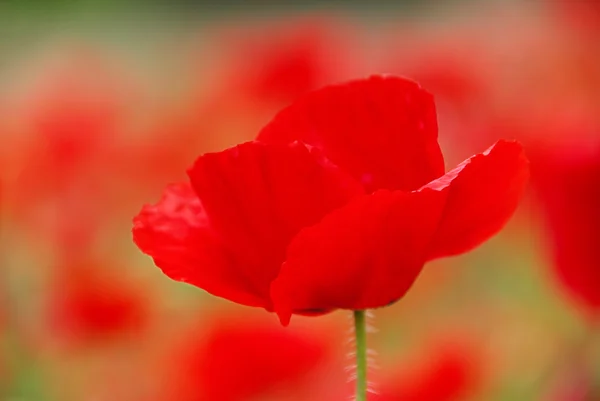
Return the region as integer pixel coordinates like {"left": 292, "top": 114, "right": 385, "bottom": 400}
{"left": 133, "top": 183, "right": 267, "bottom": 308}
{"left": 375, "top": 339, "right": 483, "bottom": 401}
{"left": 169, "top": 317, "right": 329, "bottom": 401}
{"left": 138, "top": 141, "right": 362, "bottom": 309}
{"left": 552, "top": 0, "right": 600, "bottom": 37}
{"left": 214, "top": 18, "right": 349, "bottom": 105}
{"left": 258, "top": 75, "right": 445, "bottom": 192}
{"left": 424, "top": 140, "right": 529, "bottom": 260}
{"left": 21, "top": 48, "right": 131, "bottom": 176}
{"left": 531, "top": 141, "right": 600, "bottom": 314}
{"left": 46, "top": 258, "right": 149, "bottom": 345}
{"left": 271, "top": 189, "right": 446, "bottom": 325}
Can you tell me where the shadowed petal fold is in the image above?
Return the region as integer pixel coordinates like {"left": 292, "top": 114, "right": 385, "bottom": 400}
{"left": 258, "top": 75, "right": 445, "bottom": 192}
{"left": 186, "top": 141, "right": 364, "bottom": 307}
{"left": 271, "top": 189, "right": 447, "bottom": 325}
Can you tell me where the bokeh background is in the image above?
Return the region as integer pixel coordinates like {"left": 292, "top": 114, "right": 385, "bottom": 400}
{"left": 1, "top": 0, "right": 600, "bottom": 400}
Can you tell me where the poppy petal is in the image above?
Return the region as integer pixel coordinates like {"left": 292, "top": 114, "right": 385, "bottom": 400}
{"left": 257, "top": 75, "right": 445, "bottom": 192}
{"left": 133, "top": 183, "right": 269, "bottom": 307}
{"left": 187, "top": 141, "right": 364, "bottom": 307}
{"left": 271, "top": 189, "right": 447, "bottom": 325}
{"left": 530, "top": 141, "right": 600, "bottom": 313}
{"left": 424, "top": 140, "right": 529, "bottom": 260}
{"left": 133, "top": 183, "right": 267, "bottom": 307}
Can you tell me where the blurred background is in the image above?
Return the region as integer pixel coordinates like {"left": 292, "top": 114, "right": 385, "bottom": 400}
{"left": 1, "top": 0, "right": 600, "bottom": 400}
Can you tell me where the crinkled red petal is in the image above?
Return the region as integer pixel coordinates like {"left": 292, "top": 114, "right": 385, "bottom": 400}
{"left": 133, "top": 183, "right": 267, "bottom": 307}
{"left": 258, "top": 75, "right": 445, "bottom": 192}
{"left": 424, "top": 140, "right": 529, "bottom": 260}
{"left": 184, "top": 141, "right": 363, "bottom": 307}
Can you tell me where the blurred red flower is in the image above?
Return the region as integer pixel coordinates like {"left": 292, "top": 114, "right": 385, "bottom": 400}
{"left": 551, "top": 0, "right": 600, "bottom": 38}
{"left": 14, "top": 48, "right": 129, "bottom": 191}
{"left": 46, "top": 255, "right": 149, "bottom": 345}
{"left": 211, "top": 18, "right": 350, "bottom": 106}
{"left": 531, "top": 140, "right": 600, "bottom": 316}
{"left": 372, "top": 339, "right": 483, "bottom": 401}
{"left": 8, "top": 48, "right": 137, "bottom": 246}
{"left": 161, "top": 315, "right": 333, "bottom": 401}
{"left": 134, "top": 75, "right": 529, "bottom": 325}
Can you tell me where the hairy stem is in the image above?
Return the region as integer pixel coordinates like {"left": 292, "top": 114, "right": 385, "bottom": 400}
{"left": 354, "top": 310, "right": 367, "bottom": 401}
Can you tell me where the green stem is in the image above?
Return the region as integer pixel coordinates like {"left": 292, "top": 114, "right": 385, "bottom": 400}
{"left": 354, "top": 310, "right": 368, "bottom": 401}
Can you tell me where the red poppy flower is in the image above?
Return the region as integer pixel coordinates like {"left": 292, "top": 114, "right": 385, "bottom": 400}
{"left": 133, "top": 75, "right": 529, "bottom": 325}
{"left": 162, "top": 315, "right": 333, "bottom": 401}
{"left": 531, "top": 140, "right": 600, "bottom": 316}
